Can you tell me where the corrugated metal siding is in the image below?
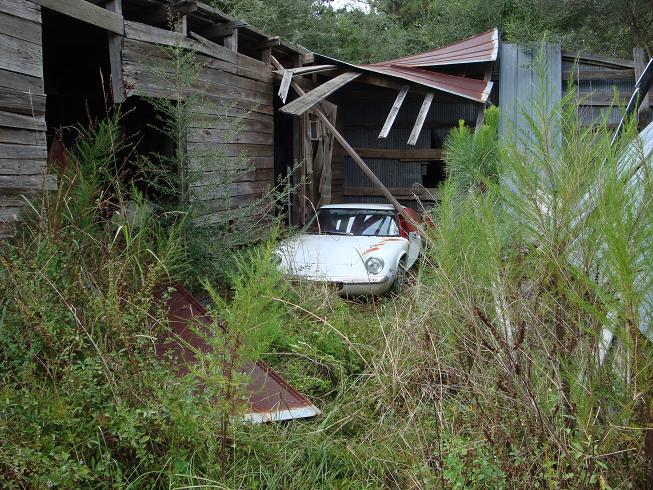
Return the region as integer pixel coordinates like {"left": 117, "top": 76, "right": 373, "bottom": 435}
{"left": 341, "top": 98, "right": 477, "bottom": 128}
{"left": 344, "top": 128, "right": 430, "bottom": 149}
{"left": 499, "top": 43, "right": 562, "bottom": 145}
{"left": 344, "top": 158, "right": 424, "bottom": 187}
{"left": 338, "top": 91, "right": 477, "bottom": 205}
{"left": 561, "top": 60, "right": 633, "bottom": 126}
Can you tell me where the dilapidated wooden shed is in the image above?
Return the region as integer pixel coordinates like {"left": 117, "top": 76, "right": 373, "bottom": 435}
{"left": 0, "top": 0, "right": 311, "bottom": 236}
{"left": 0, "top": 1, "right": 650, "bottom": 236}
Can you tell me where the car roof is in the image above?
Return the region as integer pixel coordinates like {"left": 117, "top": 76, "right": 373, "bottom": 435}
{"left": 320, "top": 203, "right": 396, "bottom": 211}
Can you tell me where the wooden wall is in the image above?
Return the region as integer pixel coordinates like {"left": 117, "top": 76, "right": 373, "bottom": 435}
{"left": 0, "top": 0, "right": 51, "bottom": 238}
{"left": 121, "top": 21, "right": 274, "bottom": 224}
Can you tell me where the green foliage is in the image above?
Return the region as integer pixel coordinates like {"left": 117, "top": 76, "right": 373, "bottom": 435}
{"left": 444, "top": 105, "right": 500, "bottom": 191}
{"left": 211, "top": 0, "right": 650, "bottom": 65}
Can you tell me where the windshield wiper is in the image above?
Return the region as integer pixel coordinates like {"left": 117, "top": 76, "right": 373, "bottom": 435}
{"left": 325, "top": 231, "right": 353, "bottom": 236}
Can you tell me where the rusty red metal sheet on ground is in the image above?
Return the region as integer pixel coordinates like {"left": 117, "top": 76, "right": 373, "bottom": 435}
{"left": 155, "top": 284, "right": 321, "bottom": 423}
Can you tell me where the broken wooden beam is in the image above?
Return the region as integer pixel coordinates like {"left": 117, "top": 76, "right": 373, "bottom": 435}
{"left": 408, "top": 93, "right": 434, "bottom": 145}
{"left": 280, "top": 72, "right": 361, "bottom": 116}
{"left": 379, "top": 85, "right": 409, "bottom": 139}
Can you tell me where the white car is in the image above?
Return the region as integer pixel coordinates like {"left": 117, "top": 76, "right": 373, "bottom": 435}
{"left": 275, "top": 204, "right": 421, "bottom": 296}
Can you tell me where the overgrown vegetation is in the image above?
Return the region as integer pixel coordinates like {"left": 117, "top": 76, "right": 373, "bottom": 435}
{"left": 2, "top": 24, "right": 653, "bottom": 488}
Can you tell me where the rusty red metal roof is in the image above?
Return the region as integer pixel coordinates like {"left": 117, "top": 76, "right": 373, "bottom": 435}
{"left": 356, "top": 64, "right": 493, "bottom": 102}
{"left": 313, "top": 29, "right": 498, "bottom": 103}
{"left": 155, "top": 285, "right": 320, "bottom": 423}
{"left": 368, "top": 28, "right": 499, "bottom": 68}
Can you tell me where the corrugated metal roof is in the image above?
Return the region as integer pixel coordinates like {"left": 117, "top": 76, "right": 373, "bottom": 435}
{"left": 356, "top": 64, "right": 493, "bottom": 102}
{"left": 314, "top": 29, "right": 498, "bottom": 103}
{"left": 368, "top": 28, "right": 499, "bottom": 68}
{"left": 156, "top": 285, "right": 321, "bottom": 423}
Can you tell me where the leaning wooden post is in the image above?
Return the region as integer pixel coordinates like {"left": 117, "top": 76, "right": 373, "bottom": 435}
{"left": 270, "top": 57, "right": 424, "bottom": 234}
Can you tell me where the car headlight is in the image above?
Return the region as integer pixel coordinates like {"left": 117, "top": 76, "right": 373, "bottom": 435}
{"left": 365, "top": 257, "right": 384, "bottom": 275}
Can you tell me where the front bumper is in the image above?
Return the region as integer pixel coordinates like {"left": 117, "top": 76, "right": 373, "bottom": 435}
{"left": 287, "top": 273, "right": 392, "bottom": 296}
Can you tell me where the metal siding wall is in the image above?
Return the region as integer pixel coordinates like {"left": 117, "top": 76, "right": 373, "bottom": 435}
{"left": 340, "top": 92, "right": 477, "bottom": 205}
{"left": 499, "top": 43, "right": 562, "bottom": 144}
{"left": 562, "top": 60, "right": 633, "bottom": 126}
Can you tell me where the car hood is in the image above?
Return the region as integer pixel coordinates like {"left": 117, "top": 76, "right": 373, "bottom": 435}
{"left": 277, "top": 234, "right": 407, "bottom": 279}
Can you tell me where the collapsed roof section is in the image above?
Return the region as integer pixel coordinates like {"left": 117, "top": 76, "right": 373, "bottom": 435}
{"left": 296, "top": 28, "right": 499, "bottom": 105}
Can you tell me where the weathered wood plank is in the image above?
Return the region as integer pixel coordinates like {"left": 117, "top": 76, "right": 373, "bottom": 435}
{"left": 0, "top": 88, "right": 46, "bottom": 115}
{"left": 190, "top": 168, "right": 274, "bottom": 187}
{"left": 0, "top": 11, "right": 41, "bottom": 45}
{"left": 562, "top": 68, "right": 635, "bottom": 81}
{"left": 0, "top": 127, "right": 46, "bottom": 145}
{"left": 122, "top": 41, "right": 272, "bottom": 93}
{"left": 575, "top": 91, "right": 633, "bottom": 106}
{"left": 224, "top": 27, "right": 237, "bottom": 52}
{"left": 352, "top": 147, "right": 442, "bottom": 160}
{"left": 0, "top": 110, "right": 46, "bottom": 130}
{"left": 122, "top": 64, "right": 273, "bottom": 106}
{"left": 379, "top": 85, "right": 408, "bottom": 139}
{"left": 278, "top": 69, "right": 293, "bottom": 104}
{"left": 106, "top": 0, "right": 125, "bottom": 104}
{"left": 0, "top": 143, "right": 47, "bottom": 159}
{"left": 189, "top": 156, "right": 274, "bottom": 173}
{"left": 0, "top": 33, "right": 43, "bottom": 78}
{"left": 0, "top": 159, "right": 47, "bottom": 175}
{"left": 0, "top": 68, "right": 44, "bottom": 94}
{"left": 280, "top": 71, "right": 360, "bottom": 116}
{"left": 0, "top": 0, "right": 41, "bottom": 23}
{"left": 191, "top": 180, "right": 270, "bottom": 201}
{"left": 188, "top": 128, "right": 274, "bottom": 145}
{"left": 187, "top": 142, "right": 273, "bottom": 157}
{"left": 0, "top": 174, "right": 56, "bottom": 190}
{"left": 124, "top": 21, "right": 267, "bottom": 73}
{"left": 562, "top": 50, "right": 634, "bottom": 69}
{"left": 408, "top": 92, "right": 434, "bottom": 145}
{"left": 31, "top": 0, "right": 124, "bottom": 35}
{"left": 189, "top": 115, "right": 273, "bottom": 133}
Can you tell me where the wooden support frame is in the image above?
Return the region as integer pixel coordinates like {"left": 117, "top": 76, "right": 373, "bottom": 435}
{"left": 224, "top": 28, "right": 238, "bottom": 52}
{"left": 106, "top": 0, "right": 125, "bottom": 104}
{"left": 31, "top": 0, "right": 124, "bottom": 34}
{"left": 408, "top": 93, "right": 434, "bottom": 146}
{"left": 270, "top": 56, "right": 421, "bottom": 231}
{"left": 280, "top": 72, "right": 361, "bottom": 116}
{"left": 379, "top": 85, "right": 408, "bottom": 138}
{"left": 475, "top": 61, "right": 494, "bottom": 129}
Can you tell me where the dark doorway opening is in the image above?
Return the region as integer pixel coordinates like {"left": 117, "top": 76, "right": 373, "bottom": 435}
{"left": 121, "top": 96, "right": 178, "bottom": 206}
{"left": 273, "top": 84, "right": 295, "bottom": 224}
{"left": 41, "top": 10, "right": 112, "bottom": 149}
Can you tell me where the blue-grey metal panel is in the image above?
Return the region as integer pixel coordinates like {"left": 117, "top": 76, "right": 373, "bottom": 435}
{"left": 499, "top": 43, "right": 562, "bottom": 145}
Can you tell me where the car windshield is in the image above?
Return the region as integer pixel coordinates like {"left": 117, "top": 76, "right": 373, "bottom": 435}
{"left": 305, "top": 208, "right": 399, "bottom": 237}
